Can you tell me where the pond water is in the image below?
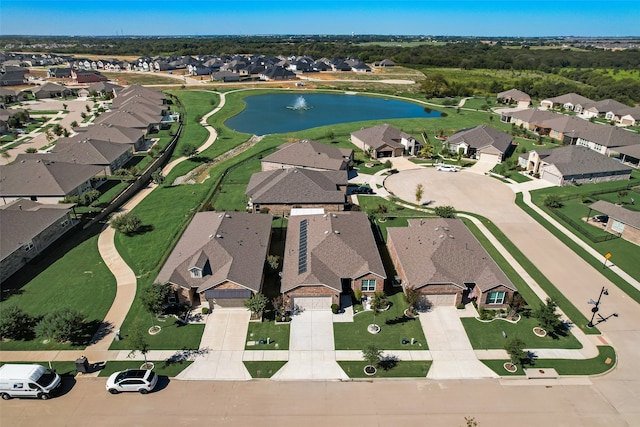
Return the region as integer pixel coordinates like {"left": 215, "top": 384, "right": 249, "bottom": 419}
{"left": 225, "top": 93, "right": 442, "bottom": 135}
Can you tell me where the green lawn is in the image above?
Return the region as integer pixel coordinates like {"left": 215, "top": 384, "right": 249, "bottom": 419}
{"left": 0, "top": 233, "right": 116, "bottom": 350}
{"left": 461, "top": 316, "right": 582, "bottom": 350}
{"left": 338, "top": 361, "right": 432, "bottom": 378}
{"left": 0, "top": 362, "right": 79, "bottom": 377}
{"left": 481, "top": 345, "right": 615, "bottom": 376}
{"left": 333, "top": 292, "right": 428, "bottom": 350}
{"left": 245, "top": 319, "right": 290, "bottom": 350}
{"left": 243, "top": 361, "right": 287, "bottom": 378}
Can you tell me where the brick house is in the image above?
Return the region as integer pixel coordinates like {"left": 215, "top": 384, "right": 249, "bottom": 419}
{"left": 386, "top": 218, "right": 517, "bottom": 309}
{"left": 0, "top": 199, "right": 75, "bottom": 282}
{"left": 245, "top": 168, "right": 347, "bottom": 216}
{"left": 351, "top": 124, "right": 418, "bottom": 158}
{"left": 261, "top": 139, "right": 353, "bottom": 172}
{"left": 156, "top": 211, "right": 272, "bottom": 308}
{"left": 588, "top": 200, "right": 640, "bottom": 246}
{"left": 446, "top": 125, "right": 515, "bottom": 164}
{"left": 281, "top": 211, "right": 386, "bottom": 310}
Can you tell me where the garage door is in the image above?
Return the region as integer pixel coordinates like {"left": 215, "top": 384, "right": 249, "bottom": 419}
{"left": 419, "top": 294, "right": 456, "bottom": 309}
{"left": 541, "top": 170, "right": 562, "bottom": 185}
{"left": 204, "top": 289, "right": 252, "bottom": 309}
{"left": 293, "top": 297, "right": 332, "bottom": 311}
{"left": 478, "top": 152, "right": 500, "bottom": 164}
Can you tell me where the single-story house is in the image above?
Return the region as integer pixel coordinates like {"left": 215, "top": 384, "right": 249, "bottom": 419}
{"left": 581, "top": 99, "right": 629, "bottom": 119}
{"left": 74, "top": 123, "right": 147, "bottom": 152}
{"left": 156, "top": 211, "right": 272, "bottom": 308}
{"left": 261, "top": 139, "right": 353, "bottom": 172}
{"left": 575, "top": 125, "right": 640, "bottom": 156}
{"left": 588, "top": 200, "right": 640, "bottom": 246}
{"left": 351, "top": 124, "right": 420, "bottom": 158}
{"left": 245, "top": 168, "right": 347, "bottom": 216}
{"left": 539, "top": 93, "right": 594, "bottom": 113}
{"left": 30, "top": 82, "right": 71, "bottom": 99}
{"left": 497, "top": 89, "right": 531, "bottom": 108}
{"left": 72, "top": 70, "right": 108, "bottom": 84}
{"left": 386, "top": 218, "right": 518, "bottom": 309}
{"left": 281, "top": 211, "right": 387, "bottom": 310}
{"left": 0, "top": 199, "right": 76, "bottom": 282}
{"left": 0, "top": 66, "right": 29, "bottom": 86}
{"left": 526, "top": 145, "right": 632, "bottom": 186}
{"left": 616, "top": 144, "right": 640, "bottom": 168}
{"left": 446, "top": 125, "right": 515, "bottom": 163}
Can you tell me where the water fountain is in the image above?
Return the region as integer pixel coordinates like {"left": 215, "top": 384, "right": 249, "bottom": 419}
{"left": 287, "top": 95, "right": 312, "bottom": 110}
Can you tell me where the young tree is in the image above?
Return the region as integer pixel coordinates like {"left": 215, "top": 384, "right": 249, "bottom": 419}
{"left": 362, "top": 344, "right": 383, "bottom": 370}
{"left": 151, "top": 169, "right": 165, "bottom": 185}
{"left": 370, "top": 291, "right": 388, "bottom": 324}
{"left": 245, "top": 293, "right": 268, "bottom": 318}
{"left": 504, "top": 337, "right": 528, "bottom": 366}
{"left": 383, "top": 159, "right": 392, "bottom": 169}
{"left": 404, "top": 286, "right": 420, "bottom": 314}
{"left": 415, "top": 183, "right": 424, "bottom": 203}
{"left": 35, "top": 307, "right": 86, "bottom": 343}
{"left": 70, "top": 120, "right": 79, "bottom": 128}
{"left": 110, "top": 212, "right": 142, "bottom": 235}
{"left": 532, "top": 298, "right": 563, "bottom": 335}
{"left": 266, "top": 255, "right": 280, "bottom": 271}
{"left": 140, "top": 282, "right": 172, "bottom": 328}
{"left": 417, "top": 141, "right": 434, "bottom": 158}
{"left": 0, "top": 305, "right": 36, "bottom": 340}
{"left": 434, "top": 205, "right": 456, "bottom": 218}
{"left": 128, "top": 325, "right": 151, "bottom": 368}
{"left": 272, "top": 295, "right": 288, "bottom": 321}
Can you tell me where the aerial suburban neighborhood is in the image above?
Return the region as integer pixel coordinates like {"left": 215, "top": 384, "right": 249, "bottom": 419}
{"left": 0, "top": 28, "right": 639, "bottom": 426}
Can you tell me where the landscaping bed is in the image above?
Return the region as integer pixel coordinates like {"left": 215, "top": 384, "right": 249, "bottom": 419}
{"left": 338, "top": 360, "right": 431, "bottom": 378}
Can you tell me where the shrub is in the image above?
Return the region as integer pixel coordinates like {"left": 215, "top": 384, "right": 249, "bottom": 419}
{"left": 0, "top": 305, "right": 36, "bottom": 340}
{"left": 244, "top": 293, "right": 268, "bottom": 316}
{"left": 434, "top": 205, "right": 456, "bottom": 218}
{"left": 331, "top": 303, "right": 339, "bottom": 314}
{"left": 24, "top": 147, "right": 37, "bottom": 153}
{"left": 259, "top": 207, "right": 270, "bottom": 214}
{"left": 544, "top": 195, "right": 563, "bottom": 209}
{"left": 35, "top": 307, "right": 86, "bottom": 343}
{"left": 354, "top": 289, "right": 363, "bottom": 303}
{"left": 457, "top": 303, "right": 466, "bottom": 309}
{"left": 80, "top": 189, "right": 101, "bottom": 206}
{"left": 201, "top": 307, "right": 209, "bottom": 315}
{"left": 111, "top": 212, "right": 142, "bottom": 235}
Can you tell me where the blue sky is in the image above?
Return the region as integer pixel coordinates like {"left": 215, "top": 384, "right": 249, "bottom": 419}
{"left": 1, "top": 0, "right": 638, "bottom": 37}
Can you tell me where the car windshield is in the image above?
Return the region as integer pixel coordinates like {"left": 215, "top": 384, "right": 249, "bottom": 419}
{"left": 35, "top": 369, "right": 57, "bottom": 387}
{"left": 147, "top": 371, "right": 156, "bottom": 382}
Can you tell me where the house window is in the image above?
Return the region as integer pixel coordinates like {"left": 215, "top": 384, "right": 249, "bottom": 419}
{"left": 361, "top": 279, "right": 376, "bottom": 292}
{"left": 61, "top": 218, "right": 70, "bottom": 228}
{"left": 487, "top": 291, "right": 506, "bottom": 305}
{"left": 24, "top": 241, "right": 34, "bottom": 252}
{"left": 189, "top": 268, "right": 202, "bottom": 279}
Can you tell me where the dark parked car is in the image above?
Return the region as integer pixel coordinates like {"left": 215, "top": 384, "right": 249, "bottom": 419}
{"left": 352, "top": 186, "right": 374, "bottom": 194}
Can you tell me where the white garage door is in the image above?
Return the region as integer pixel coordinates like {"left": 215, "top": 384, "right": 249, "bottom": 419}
{"left": 541, "top": 170, "right": 562, "bottom": 185}
{"left": 293, "top": 297, "right": 332, "bottom": 311}
{"left": 419, "top": 294, "right": 456, "bottom": 309}
{"left": 478, "top": 152, "right": 500, "bottom": 164}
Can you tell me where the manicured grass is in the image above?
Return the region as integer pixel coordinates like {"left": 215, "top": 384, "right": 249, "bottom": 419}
{"left": 0, "top": 362, "right": 79, "bottom": 377}
{"left": 461, "top": 316, "right": 582, "bottom": 350}
{"left": 506, "top": 171, "right": 532, "bottom": 183}
{"left": 518, "top": 193, "right": 640, "bottom": 305}
{"left": 109, "top": 313, "right": 205, "bottom": 351}
{"left": 102, "top": 72, "right": 179, "bottom": 86}
{"left": 462, "top": 212, "right": 600, "bottom": 334}
{"left": 168, "top": 90, "right": 219, "bottom": 161}
{"left": 243, "top": 361, "right": 287, "bottom": 378}
{"left": 333, "top": 293, "right": 428, "bottom": 350}
{"left": 97, "top": 359, "right": 192, "bottom": 378}
{"left": 338, "top": 361, "right": 431, "bottom": 378}
{"left": 0, "top": 234, "right": 117, "bottom": 350}
{"left": 245, "top": 320, "right": 290, "bottom": 350}
{"left": 481, "top": 345, "right": 615, "bottom": 376}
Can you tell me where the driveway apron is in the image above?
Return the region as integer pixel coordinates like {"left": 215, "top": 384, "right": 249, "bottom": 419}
{"left": 272, "top": 309, "right": 348, "bottom": 380}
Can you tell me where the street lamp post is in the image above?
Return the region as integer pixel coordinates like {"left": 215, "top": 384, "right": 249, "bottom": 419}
{"left": 587, "top": 286, "right": 608, "bottom": 328}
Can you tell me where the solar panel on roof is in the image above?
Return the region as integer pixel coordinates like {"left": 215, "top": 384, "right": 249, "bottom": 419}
{"left": 298, "top": 219, "right": 308, "bottom": 274}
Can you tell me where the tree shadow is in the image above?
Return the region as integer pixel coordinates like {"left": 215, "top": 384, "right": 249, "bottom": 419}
{"left": 126, "top": 224, "right": 155, "bottom": 236}
{"left": 385, "top": 316, "right": 414, "bottom": 325}
{"left": 379, "top": 355, "right": 399, "bottom": 371}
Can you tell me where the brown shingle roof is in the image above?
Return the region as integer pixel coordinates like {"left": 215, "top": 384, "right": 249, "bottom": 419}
{"left": 156, "top": 211, "right": 272, "bottom": 293}
{"left": 447, "top": 125, "right": 513, "bottom": 154}
{"left": 351, "top": 124, "right": 408, "bottom": 150}
{"left": 281, "top": 211, "right": 386, "bottom": 293}
{"left": 387, "top": 218, "right": 516, "bottom": 293}
{"left": 246, "top": 168, "right": 346, "bottom": 205}
{"left": 538, "top": 145, "right": 631, "bottom": 176}
{"left": 589, "top": 200, "right": 640, "bottom": 230}
{"left": 262, "top": 140, "right": 352, "bottom": 171}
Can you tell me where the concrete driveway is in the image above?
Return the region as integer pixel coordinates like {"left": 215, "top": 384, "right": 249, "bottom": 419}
{"left": 385, "top": 164, "right": 640, "bottom": 424}
{"left": 176, "top": 309, "right": 251, "bottom": 381}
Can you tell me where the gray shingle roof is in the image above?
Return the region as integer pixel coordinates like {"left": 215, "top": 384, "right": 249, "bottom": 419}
{"left": 76, "top": 123, "right": 144, "bottom": 145}
{"left": 281, "top": 211, "right": 386, "bottom": 293}
{"left": 0, "top": 199, "right": 74, "bottom": 260}
{"left": 589, "top": 200, "right": 640, "bottom": 230}
{"left": 262, "top": 140, "right": 352, "bottom": 171}
{"left": 351, "top": 124, "right": 408, "bottom": 151}
{"left": 497, "top": 88, "right": 530, "bottom": 101}
{"left": 387, "top": 218, "right": 516, "bottom": 293}
{"left": 156, "top": 211, "right": 272, "bottom": 293}
{"left": 246, "top": 168, "right": 346, "bottom": 205}
{"left": 538, "top": 145, "right": 632, "bottom": 176}
{"left": 447, "top": 125, "right": 513, "bottom": 154}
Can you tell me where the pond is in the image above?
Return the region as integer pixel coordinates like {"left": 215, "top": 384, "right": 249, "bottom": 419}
{"left": 225, "top": 93, "right": 442, "bottom": 135}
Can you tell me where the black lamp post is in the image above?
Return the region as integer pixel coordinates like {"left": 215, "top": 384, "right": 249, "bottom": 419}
{"left": 587, "top": 286, "right": 608, "bottom": 327}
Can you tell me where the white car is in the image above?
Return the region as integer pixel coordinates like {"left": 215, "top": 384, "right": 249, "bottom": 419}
{"left": 106, "top": 369, "right": 158, "bottom": 394}
{"left": 436, "top": 164, "right": 458, "bottom": 172}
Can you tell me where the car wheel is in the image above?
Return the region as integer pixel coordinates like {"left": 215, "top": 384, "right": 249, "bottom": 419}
{"left": 108, "top": 388, "right": 119, "bottom": 395}
{"left": 139, "top": 388, "right": 149, "bottom": 395}
{"left": 1, "top": 393, "right": 11, "bottom": 400}
{"left": 38, "top": 393, "right": 50, "bottom": 400}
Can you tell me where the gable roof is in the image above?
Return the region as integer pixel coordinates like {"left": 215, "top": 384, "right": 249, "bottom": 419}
{"left": 589, "top": 200, "right": 640, "bottom": 230}
{"left": 262, "top": 139, "right": 352, "bottom": 171}
{"left": 351, "top": 124, "right": 410, "bottom": 150}
{"left": 77, "top": 123, "right": 145, "bottom": 145}
{"left": 281, "top": 211, "right": 386, "bottom": 293}
{"left": 246, "top": 168, "right": 346, "bottom": 205}
{"left": 44, "top": 138, "right": 131, "bottom": 165}
{"left": 447, "top": 125, "right": 513, "bottom": 154}
{"left": 578, "top": 125, "right": 640, "bottom": 149}
{"left": 584, "top": 98, "right": 629, "bottom": 114}
{"left": 0, "top": 199, "right": 74, "bottom": 260}
{"left": 156, "top": 211, "right": 272, "bottom": 293}
{"left": 0, "top": 158, "right": 103, "bottom": 197}
{"left": 544, "top": 92, "right": 594, "bottom": 106}
{"left": 537, "top": 145, "right": 632, "bottom": 176}
{"left": 94, "top": 109, "right": 160, "bottom": 129}
{"left": 497, "top": 88, "right": 530, "bottom": 101}
{"left": 387, "top": 218, "right": 516, "bottom": 293}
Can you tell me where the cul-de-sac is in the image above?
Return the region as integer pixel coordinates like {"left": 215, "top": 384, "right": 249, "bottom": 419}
{"left": 1, "top": 34, "right": 639, "bottom": 425}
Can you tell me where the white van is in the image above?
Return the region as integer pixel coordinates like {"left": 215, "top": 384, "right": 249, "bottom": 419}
{"left": 0, "top": 364, "right": 62, "bottom": 400}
